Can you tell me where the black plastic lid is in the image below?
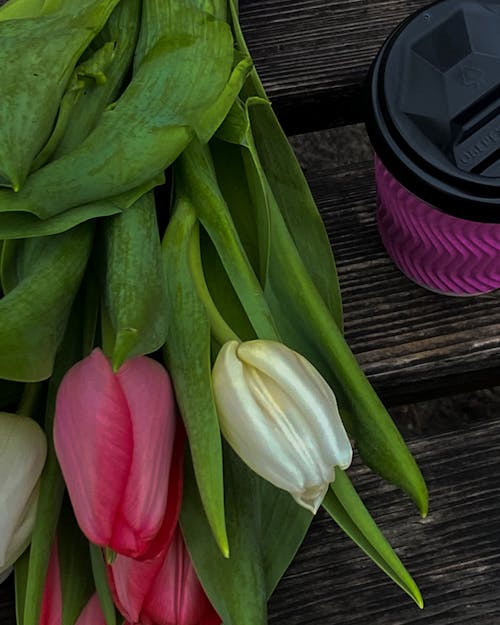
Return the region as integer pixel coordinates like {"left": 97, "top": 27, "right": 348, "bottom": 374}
{"left": 365, "top": 0, "right": 500, "bottom": 222}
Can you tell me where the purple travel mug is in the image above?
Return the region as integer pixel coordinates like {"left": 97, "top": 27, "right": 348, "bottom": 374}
{"left": 365, "top": 0, "right": 500, "bottom": 295}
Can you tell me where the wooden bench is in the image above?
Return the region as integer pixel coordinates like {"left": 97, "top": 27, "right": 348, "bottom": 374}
{"left": 2, "top": 1, "right": 500, "bottom": 623}
{"left": 238, "top": 1, "right": 500, "bottom": 623}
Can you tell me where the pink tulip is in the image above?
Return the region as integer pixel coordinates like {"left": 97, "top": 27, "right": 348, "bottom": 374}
{"left": 75, "top": 593, "right": 107, "bottom": 625}
{"left": 54, "top": 348, "right": 183, "bottom": 559}
{"left": 40, "top": 541, "right": 105, "bottom": 625}
{"left": 108, "top": 527, "right": 220, "bottom": 625}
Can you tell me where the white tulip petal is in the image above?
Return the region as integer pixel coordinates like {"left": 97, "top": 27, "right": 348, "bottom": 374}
{"left": 238, "top": 341, "right": 352, "bottom": 466}
{"left": 245, "top": 369, "right": 332, "bottom": 487}
{"left": 292, "top": 482, "right": 330, "bottom": 515}
{"left": 212, "top": 340, "right": 353, "bottom": 515}
{"left": 3, "top": 484, "right": 40, "bottom": 570}
{"left": 238, "top": 340, "right": 352, "bottom": 470}
{"left": 213, "top": 343, "right": 302, "bottom": 492}
{"left": 0, "top": 413, "right": 47, "bottom": 570}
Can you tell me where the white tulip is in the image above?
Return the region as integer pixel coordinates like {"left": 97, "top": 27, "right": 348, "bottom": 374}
{"left": 212, "top": 340, "right": 352, "bottom": 513}
{"left": 0, "top": 412, "right": 47, "bottom": 575}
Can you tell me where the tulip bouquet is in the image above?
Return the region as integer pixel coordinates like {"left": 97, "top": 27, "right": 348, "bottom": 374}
{"left": 0, "top": 0, "right": 428, "bottom": 623}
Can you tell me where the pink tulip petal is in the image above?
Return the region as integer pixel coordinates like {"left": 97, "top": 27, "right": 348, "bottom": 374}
{"left": 75, "top": 593, "right": 106, "bottom": 625}
{"left": 39, "top": 540, "right": 61, "bottom": 625}
{"left": 144, "top": 528, "right": 221, "bottom": 625}
{"left": 107, "top": 552, "right": 164, "bottom": 624}
{"left": 139, "top": 424, "right": 185, "bottom": 561}
{"left": 54, "top": 349, "right": 133, "bottom": 548}
{"left": 114, "top": 356, "right": 176, "bottom": 557}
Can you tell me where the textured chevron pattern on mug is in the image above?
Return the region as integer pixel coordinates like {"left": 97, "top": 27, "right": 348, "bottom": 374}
{"left": 375, "top": 156, "right": 500, "bottom": 296}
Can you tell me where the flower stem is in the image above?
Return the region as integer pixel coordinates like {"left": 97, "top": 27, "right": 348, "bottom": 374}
{"left": 17, "top": 382, "right": 42, "bottom": 418}
{"left": 189, "top": 219, "right": 241, "bottom": 346}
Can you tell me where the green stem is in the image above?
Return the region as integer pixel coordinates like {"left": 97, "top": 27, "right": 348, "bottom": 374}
{"left": 100, "top": 305, "right": 117, "bottom": 369}
{"left": 189, "top": 219, "right": 241, "bottom": 346}
{"left": 178, "top": 141, "right": 279, "bottom": 341}
{"left": 14, "top": 548, "right": 30, "bottom": 625}
{"left": 228, "top": 0, "right": 267, "bottom": 100}
{"left": 89, "top": 544, "right": 116, "bottom": 625}
{"left": 17, "top": 383, "right": 42, "bottom": 418}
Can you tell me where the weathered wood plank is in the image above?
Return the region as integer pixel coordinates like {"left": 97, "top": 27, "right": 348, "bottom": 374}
{"left": 391, "top": 386, "right": 500, "bottom": 439}
{"left": 2, "top": 419, "right": 499, "bottom": 624}
{"left": 240, "top": 0, "right": 430, "bottom": 132}
{"left": 268, "top": 418, "right": 500, "bottom": 624}
{"left": 290, "top": 127, "right": 500, "bottom": 405}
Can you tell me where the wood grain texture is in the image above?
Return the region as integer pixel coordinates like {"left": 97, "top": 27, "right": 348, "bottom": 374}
{"left": 239, "top": 0, "right": 431, "bottom": 132}
{"left": 290, "top": 127, "right": 500, "bottom": 405}
{"left": 268, "top": 418, "right": 500, "bottom": 624}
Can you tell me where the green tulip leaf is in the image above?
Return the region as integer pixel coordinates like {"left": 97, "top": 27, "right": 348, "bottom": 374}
{"left": 0, "top": 1, "right": 249, "bottom": 220}
{"left": 0, "top": 202, "right": 120, "bottom": 240}
{"left": 89, "top": 544, "right": 116, "bottom": 625}
{"left": 323, "top": 469, "right": 423, "bottom": 608}
{"left": 182, "top": 444, "right": 312, "bottom": 624}
{"left": 247, "top": 101, "right": 343, "bottom": 329}
{"left": 0, "top": 0, "right": 122, "bottom": 189}
{"left": 101, "top": 191, "right": 167, "bottom": 370}
{"left": 79, "top": 268, "right": 100, "bottom": 358}
{"left": 175, "top": 140, "right": 277, "bottom": 340}
{"left": 212, "top": 105, "right": 271, "bottom": 285}
{"left": 14, "top": 548, "right": 30, "bottom": 625}
{"left": 0, "top": 224, "right": 93, "bottom": 381}
{"left": 256, "top": 477, "right": 312, "bottom": 595}
{"left": 29, "top": 41, "right": 117, "bottom": 172}
{"left": 199, "top": 229, "right": 256, "bottom": 345}
{"left": 0, "top": 0, "right": 141, "bottom": 241}
{"left": 0, "top": 175, "right": 164, "bottom": 241}
{"left": 53, "top": 0, "right": 141, "bottom": 159}
{"left": 228, "top": 0, "right": 343, "bottom": 328}
{"left": 162, "top": 197, "right": 228, "bottom": 557}
{"left": 0, "top": 0, "right": 46, "bottom": 20}
{"left": 215, "top": 97, "right": 252, "bottom": 146}
{"left": 181, "top": 445, "right": 267, "bottom": 625}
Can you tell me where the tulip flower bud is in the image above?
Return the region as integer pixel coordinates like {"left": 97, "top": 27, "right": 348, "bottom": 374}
{"left": 212, "top": 340, "right": 353, "bottom": 514}
{"left": 108, "top": 527, "right": 220, "bottom": 625}
{"left": 54, "top": 348, "right": 183, "bottom": 559}
{"left": 0, "top": 412, "right": 47, "bottom": 576}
